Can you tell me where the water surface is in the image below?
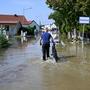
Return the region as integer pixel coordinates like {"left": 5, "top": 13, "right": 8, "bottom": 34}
{"left": 0, "top": 38, "right": 90, "bottom": 90}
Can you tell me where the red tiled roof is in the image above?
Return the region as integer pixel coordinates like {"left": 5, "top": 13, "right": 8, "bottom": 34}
{"left": 0, "top": 14, "right": 31, "bottom": 25}
{"left": 28, "top": 20, "right": 32, "bottom": 24}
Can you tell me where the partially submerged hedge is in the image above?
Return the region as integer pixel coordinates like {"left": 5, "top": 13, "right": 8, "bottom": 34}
{"left": 0, "top": 34, "right": 10, "bottom": 48}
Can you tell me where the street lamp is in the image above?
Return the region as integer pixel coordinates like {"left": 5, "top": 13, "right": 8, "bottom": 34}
{"left": 23, "top": 7, "right": 32, "bottom": 15}
{"left": 23, "top": 7, "right": 32, "bottom": 24}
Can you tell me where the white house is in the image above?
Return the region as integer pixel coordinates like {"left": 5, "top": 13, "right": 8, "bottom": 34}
{"left": 0, "top": 14, "right": 30, "bottom": 36}
{"left": 44, "top": 23, "right": 57, "bottom": 30}
{"left": 29, "top": 20, "right": 40, "bottom": 32}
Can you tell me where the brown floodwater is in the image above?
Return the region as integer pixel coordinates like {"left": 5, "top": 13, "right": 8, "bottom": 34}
{"left": 0, "top": 38, "right": 90, "bottom": 90}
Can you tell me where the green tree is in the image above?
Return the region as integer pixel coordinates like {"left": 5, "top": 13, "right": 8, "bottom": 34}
{"left": 46, "top": 0, "right": 90, "bottom": 33}
{"left": 27, "top": 26, "right": 35, "bottom": 35}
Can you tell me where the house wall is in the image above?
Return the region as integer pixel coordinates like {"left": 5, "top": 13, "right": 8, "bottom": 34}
{"left": 22, "top": 25, "right": 29, "bottom": 27}
{"left": 0, "top": 22, "right": 21, "bottom": 36}
{"left": 9, "top": 25, "right": 16, "bottom": 36}
{"left": 30, "top": 21, "right": 40, "bottom": 32}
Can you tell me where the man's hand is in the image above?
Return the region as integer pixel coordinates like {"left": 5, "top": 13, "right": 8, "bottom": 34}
{"left": 40, "top": 42, "right": 42, "bottom": 46}
{"left": 40, "top": 38, "right": 42, "bottom": 46}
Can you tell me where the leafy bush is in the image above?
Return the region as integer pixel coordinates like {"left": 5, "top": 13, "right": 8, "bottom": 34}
{"left": 0, "top": 34, "right": 10, "bottom": 48}
{"left": 17, "top": 26, "right": 35, "bottom": 36}
{"left": 27, "top": 26, "right": 35, "bottom": 35}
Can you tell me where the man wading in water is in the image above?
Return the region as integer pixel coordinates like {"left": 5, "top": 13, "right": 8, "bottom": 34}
{"left": 40, "top": 28, "right": 54, "bottom": 61}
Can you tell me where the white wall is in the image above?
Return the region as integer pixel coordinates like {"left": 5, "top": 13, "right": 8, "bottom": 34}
{"left": 30, "top": 21, "right": 40, "bottom": 31}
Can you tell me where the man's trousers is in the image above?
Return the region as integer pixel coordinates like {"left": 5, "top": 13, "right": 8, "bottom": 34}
{"left": 42, "top": 44, "right": 50, "bottom": 60}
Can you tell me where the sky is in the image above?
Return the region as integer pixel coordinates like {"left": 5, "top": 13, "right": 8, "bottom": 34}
{"left": 0, "top": 0, "right": 54, "bottom": 25}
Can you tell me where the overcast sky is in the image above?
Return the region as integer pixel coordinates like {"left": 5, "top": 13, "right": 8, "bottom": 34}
{"left": 0, "top": 0, "right": 54, "bottom": 25}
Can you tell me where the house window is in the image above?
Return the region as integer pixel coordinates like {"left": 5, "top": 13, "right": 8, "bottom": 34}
{"left": 5, "top": 25, "right": 9, "bottom": 31}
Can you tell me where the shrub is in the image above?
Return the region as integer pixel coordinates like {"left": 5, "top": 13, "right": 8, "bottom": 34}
{"left": 0, "top": 34, "right": 10, "bottom": 48}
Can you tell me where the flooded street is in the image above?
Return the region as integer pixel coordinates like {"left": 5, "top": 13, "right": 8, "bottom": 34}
{"left": 0, "top": 38, "right": 90, "bottom": 90}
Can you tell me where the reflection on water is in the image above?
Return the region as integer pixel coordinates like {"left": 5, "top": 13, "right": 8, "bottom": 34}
{"left": 0, "top": 37, "right": 41, "bottom": 72}
{"left": 21, "top": 37, "right": 27, "bottom": 44}
{"left": 0, "top": 38, "right": 90, "bottom": 90}
{"left": 57, "top": 42, "right": 90, "bottom": 64}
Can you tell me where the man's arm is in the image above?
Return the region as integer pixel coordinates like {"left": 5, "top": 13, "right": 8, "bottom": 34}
{"left": 40, "top": 35, "right": 42, "bottom": 45}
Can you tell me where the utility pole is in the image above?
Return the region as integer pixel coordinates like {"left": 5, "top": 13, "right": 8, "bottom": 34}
{"left": 23, "top": 7, "right": 32, "bottom": 23}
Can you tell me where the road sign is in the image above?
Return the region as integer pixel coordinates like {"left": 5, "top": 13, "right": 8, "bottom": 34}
{"left": 79, "top": 17, "right": 90, "bottom": 24}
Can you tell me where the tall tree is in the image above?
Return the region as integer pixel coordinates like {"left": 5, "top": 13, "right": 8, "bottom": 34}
{"left": 46, "top": 0, "right": 90, "bottom": 33}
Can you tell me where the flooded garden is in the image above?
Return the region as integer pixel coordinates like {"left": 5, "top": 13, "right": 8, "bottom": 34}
{"left": 0, "top": 37, "right": 90, "bottom": 90}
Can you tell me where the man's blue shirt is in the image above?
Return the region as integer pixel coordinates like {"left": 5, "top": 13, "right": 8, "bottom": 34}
{"left": 41, "top": 32, "right": 52, "bottom": 44}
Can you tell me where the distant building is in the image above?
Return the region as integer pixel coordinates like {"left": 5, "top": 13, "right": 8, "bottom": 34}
{"left": 43, "top": 23, "right": 58, "bottom": 31}
{"left": 0, "top": 14, "right": 31, "bottom": 36}
{"left": 29, "top": 20, "right": 40, "bottom": 32}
